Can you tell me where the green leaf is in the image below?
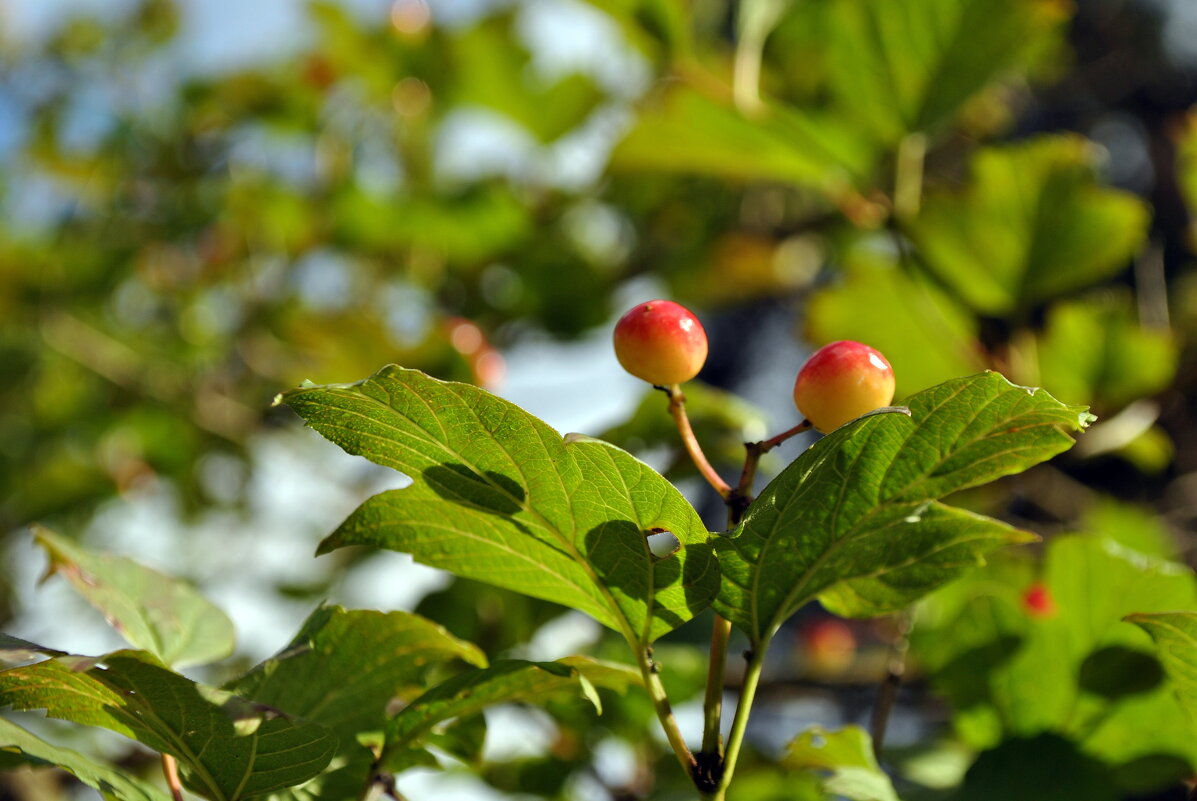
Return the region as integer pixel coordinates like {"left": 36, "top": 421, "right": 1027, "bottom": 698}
{"left": 0, "top": 716, "right": 170, "bottom": 801}
{"left": 0, "top": 648, "right": 336, "bottom": 801}
{"left": 279, "top": 365, "right": 719, "bottom": 645}
{"left": 826, "top": 0, "right": 1067, "bottom": 143}
{"left": 782, "top": 725, "right": 899, "bottom": 801}
{"left": 611, "top": 83, "right": 872, "bottom": 195}
{"left": 1027, "top": 292, "right": 1177, "bottom": 410}
{"left": 32, "top": 526, "right": 235, "bottom": 669}
{"left": 226, "top": 604, "right": 487, "bottom": 748}
{"left": 909, "top": 135, "right": 1151, "bottom": 315}
{"left": 383, "top": 657, "right": 641, "bottom": 768}
{"left": 1125, "top": 612, "right": 1197, "bottom": 730}
{"left": 716, "top": 372, "right": 1090, "bottom": 643}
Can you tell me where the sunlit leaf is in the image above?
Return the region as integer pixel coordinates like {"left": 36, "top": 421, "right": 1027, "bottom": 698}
{"left": 280, "top": 366, "right": 719, "bottom": 645}
{"left": 715, "top": 372, "right": 1091, "bottom": 643}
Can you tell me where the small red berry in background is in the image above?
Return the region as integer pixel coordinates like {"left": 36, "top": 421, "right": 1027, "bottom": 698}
{"left": 1023, "top": 583, "right": 1057, "bottom": 618}
{"left": 801, "top": 618, "right": 857, "bottom": 676}
{"left": 613, "top": 300, "right": 708, "bottom": 386}
{"left": 793, "top": 340, "right": 896, "bottom": 433}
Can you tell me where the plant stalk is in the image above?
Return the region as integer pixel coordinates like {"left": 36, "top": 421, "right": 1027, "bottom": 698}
{"left": 712, "top": 646, "right": 767, "bottom": 799}
{"left": 636, "top": 646, "right": 697, "bottom": 778}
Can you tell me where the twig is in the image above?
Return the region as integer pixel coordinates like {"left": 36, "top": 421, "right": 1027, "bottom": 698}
{"left": 161, "top": 754, "right": 185, "bottom": 801}
{"left": 869, "top": 611, "right": 913, "bottom": 758}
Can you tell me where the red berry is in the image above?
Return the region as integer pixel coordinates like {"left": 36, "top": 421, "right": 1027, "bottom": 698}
{"left": 793, "top": 341, "right": 895, "bottom": 433}
{"left": 613, "top": 300, "right": 708, "bottom": 385}
{"left": 1023, "top": 583, "right": 1056, "bottom": 618}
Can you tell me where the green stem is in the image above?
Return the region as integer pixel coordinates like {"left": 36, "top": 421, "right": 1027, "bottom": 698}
{"left": 894, "top": 132, "right": 926, "bottom": 221}
{"left": 635, "top": 645, "right": 697, "bottom": 778}
{"left": 713, "top": 646, "right": 767, "bottom": 799}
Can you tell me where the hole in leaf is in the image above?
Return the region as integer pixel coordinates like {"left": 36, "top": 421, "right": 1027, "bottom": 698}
{"left": 646, "top": 528, "right": 680, "bottom": 560}
{"left": 810, "top": 733, "right": 827, "bottom": 749}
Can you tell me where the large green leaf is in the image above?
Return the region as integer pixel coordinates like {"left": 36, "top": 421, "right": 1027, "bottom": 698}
{"left": 383, "top": 657, "right": 642, "bottom": 769}
{"left": 0, "top": 717, "right": 169, "bottom": 801}
{"left": 908, "top": 136, "right": 1151, "bottom": 315}
{"left": 715, "top": 372, "right": 1091, "bottom": 643}
{"left": 0, "top": 648, "right": 336, "bottom": 801}
{"left": 1125, "top": 612, "right": 1197, "bottom": 730}
{"left": 782, "top": 725, "right": 899, "bottom": 801}
{"left": 227, "top": 604, "right": 487, "bottom": 747}
{"left": 826, "top": 0, "right": 1067, "bottom": 143}
{"left": 32, "top": 526, "right": 235, "bottom": 669}
{"left": 279, "top": 365, "right": 719, "bottom": 645}
{"left": 914, "top": 536, "right": 1197, "bottom": 790}
{"left": 611, "top": 83, "right": 873, "bottom": 195}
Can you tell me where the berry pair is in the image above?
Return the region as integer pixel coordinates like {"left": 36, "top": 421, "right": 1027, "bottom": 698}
{"left": 613, "top": 300, "right": 895, "bottom": 433}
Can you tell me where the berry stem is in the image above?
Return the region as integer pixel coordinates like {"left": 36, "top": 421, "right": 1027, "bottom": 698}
{"left": 663, "top": 384, "right": 733, "bottom": 499}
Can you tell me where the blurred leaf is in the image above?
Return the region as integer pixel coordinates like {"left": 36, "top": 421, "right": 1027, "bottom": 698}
{"left": 33, "top": 526, "right": 235, "bottom": 669}
{"left": 715, "top": 372, "right": 1089, "bottom": 643}
{"left": 1023, "top": 292, "right": 1177, "bottom": 410}
{"left": 915, "top": 535, "right": 1197, "bottom": 786}
{"left": 0, "top": 716, "right": 169, "bottom": 801}
{"left": 0, "top": 647, "right": 336, "bottom": 801}
{"left": 909, "top": 136, "right": 1151, "bottom": 314}
{"left": 782, "top": 725, "right": 899, "bottom": 801}
{"left": 281, "top": 366, "right": 719, "bottom": 644}
{"left": 1125, "top": 612, "right": 1197, "bottom": 730}
{"left": 449, "top": 15, "right": 603, "bottom": 142}
{"left": 383, "top": 657, "right": 642, "bottom": 769}
{"left": 806, "top": 239, "right": 985, "bottom": 396}
{"left": 826, "top": 0, "right": 1068, "bottom": 144}
{"left": 611, "top": 83, "right": 873, "bottom": 195}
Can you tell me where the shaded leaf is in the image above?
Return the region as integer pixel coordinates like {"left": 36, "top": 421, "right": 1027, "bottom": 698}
{"left": 909, "top": 136, "right": 1151, "bottom": 315}
{"left": 280, "top": 365, "right": 719, "bottom": 645}
{"left": 716, "top": 372, "right": 1090, "bottom": 643}
{"left": 0, "top": 716, "right": 169, "bottom": 801}
{"left": 227, "top": 604, "right": 487, "bottom": 748}
{"left": 1125, "top": 612, "right": 1197, "bottom": 729}
{"left": 383, "top": 657, "right": 641, "bottom": 769}
{"left": 0, "top": 647, "right": 335, "bottom": 801}
{"left": 782, "top": 725, "right": 899, "bottom": 801}
{"left": 33, "top": 526, "right": 235, "bottom": 669}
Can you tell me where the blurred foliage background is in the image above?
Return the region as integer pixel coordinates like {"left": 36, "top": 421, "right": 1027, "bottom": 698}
{"left": 4, "top": 0, "right": 1197, "bottom": 798}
